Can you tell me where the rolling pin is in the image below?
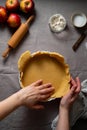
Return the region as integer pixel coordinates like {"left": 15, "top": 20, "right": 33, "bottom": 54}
{"left": 2, "top": 15, "right": 34, "bottom": 58}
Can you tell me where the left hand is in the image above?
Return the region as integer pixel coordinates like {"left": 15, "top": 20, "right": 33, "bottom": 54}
{"left": 17, "top": 79, "right": 54, "bottom": 109}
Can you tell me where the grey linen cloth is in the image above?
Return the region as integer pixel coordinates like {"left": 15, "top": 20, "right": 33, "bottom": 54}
{"left": 51, "top": 80, "right": 87, "bottom": 130}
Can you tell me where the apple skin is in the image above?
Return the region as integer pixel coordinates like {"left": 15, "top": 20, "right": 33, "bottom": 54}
{"left": 5, "top": 0, "right": 20, "bottom": 12}
{"left": 7, "top": 13, "right": 21, "bottom": 28}
{"left": 20, "top": 0, "right": 34, "bottom": 13}
{"left": 0, "top": 6, "right": 8, "bottom": 23}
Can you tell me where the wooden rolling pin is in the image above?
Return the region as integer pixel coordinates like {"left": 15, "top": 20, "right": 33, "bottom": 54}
{"left": 2, "top": 15, "right": 34, "bottom": 58}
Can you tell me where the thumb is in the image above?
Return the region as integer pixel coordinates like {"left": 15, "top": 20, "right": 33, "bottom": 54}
{"left": 65, "top": 86, "right": 76, "bottom": 99}
{"left": 70, "top": 86, "right": 76, "bottom": 95}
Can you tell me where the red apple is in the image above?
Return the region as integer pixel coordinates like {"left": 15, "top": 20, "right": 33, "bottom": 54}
{"left": 7, "top": 13, "right": 21, "bottom": 28}
{"left": 0, "top": 6, "right": 8, "bottom": 23}
{"left": 20, "top": 0, "right": 34, "bottom": 13}
{"left": 5, "top": 0, "right": 20, "bottom": 12}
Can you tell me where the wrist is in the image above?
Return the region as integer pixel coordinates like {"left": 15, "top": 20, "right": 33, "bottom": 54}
{"left": 16, "top": 89, "right": 27, "bottom": 106}
{"left": 13, "top": 91, "right": 24, "bottom": 107}
{"left": 59, "top": 105, "right": 70, "bottom": 114}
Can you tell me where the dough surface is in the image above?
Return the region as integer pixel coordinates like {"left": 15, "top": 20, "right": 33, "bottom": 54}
{"left": 18, "top": 51, "right": 70, "bottom": 99}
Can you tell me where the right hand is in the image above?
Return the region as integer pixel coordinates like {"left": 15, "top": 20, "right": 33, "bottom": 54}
{"left": 60, "top": 77, "right": 81, "bottom": 110}
{"left": 17, "top": 80, "right": 54, "bottom": 109}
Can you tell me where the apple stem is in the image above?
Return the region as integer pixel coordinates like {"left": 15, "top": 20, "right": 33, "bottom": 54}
{"left": 25, "top": 15, "right": 35, "bottom": 27}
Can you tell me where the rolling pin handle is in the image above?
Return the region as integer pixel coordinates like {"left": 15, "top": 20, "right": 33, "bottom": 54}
{"left": 2, "top": 46, "right": 12, "bottom": 58}
{"left": 26, "top": 15, "right": 35, "bottom": 26}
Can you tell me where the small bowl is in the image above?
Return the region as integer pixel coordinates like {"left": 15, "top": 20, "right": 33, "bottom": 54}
{"left": 71, "top": 12, "right": 87, "bottom": 28}
{"left": 49, "top": 14, "right": 66, "bottom": 33}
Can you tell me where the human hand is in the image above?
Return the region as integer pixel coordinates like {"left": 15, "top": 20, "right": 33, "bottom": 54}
{"left": 17, "top": 80, "right": 54, "bottom": 109}
{"left": 60, "top": 77, "right": 81, "bottom": 111}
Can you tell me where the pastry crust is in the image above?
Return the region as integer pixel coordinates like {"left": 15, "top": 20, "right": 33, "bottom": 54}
{"left": 18, "top": 51, "right": 70, "bottom": 99}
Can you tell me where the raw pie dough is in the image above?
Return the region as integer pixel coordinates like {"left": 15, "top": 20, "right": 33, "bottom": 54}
{"left": 18, "top": 51, "right": 70, "bottom": 99}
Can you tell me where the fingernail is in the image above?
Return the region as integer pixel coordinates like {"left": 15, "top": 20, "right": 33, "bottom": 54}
{"left": 47, "top": 83, "right": 52, "bottom": 86}
{"left": 51, "top": 87, "right": 55, "bottom": 90}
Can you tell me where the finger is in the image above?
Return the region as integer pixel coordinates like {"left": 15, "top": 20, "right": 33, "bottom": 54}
{"left": 69, "top": 85, "right": 76, "bottom": 97}
{"left": 40, "top": 93, "right": 53, "bottom": 101}
{"left": 69, "top": 84, "right": 79, "bottom": 101}
{"left": 70, "top": 77, "right": 76, "bottom": 85}
{"left": 40, "top": 87, "right": 55, "bottom": 95}
{"left": 31, "top": 79, "right": 43, "bottom": 86}
{"left": 71, "top": 94, "right": 78, "bottom": 102}
{"left": 75, "top": 77, "right": 81, "bottom": 93}
{"left": 70, "top": 77, "right": 77, "bottom": 88}
{"left": 37, "top": 83, "right": 52, "bottom": 90}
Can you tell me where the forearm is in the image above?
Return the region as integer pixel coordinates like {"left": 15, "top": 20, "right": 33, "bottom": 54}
{"left": 0, "top": 80, "right": 54, "bottom": 120}
{"left": 56, "top": 107, "right": 70, "bottom": 130}
{"left": 0, "top": 92, "right": 21, "bottom": 120}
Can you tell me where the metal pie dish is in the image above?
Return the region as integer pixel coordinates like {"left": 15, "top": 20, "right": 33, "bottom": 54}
{"left": 18, "top": 51, "right": 70, "bottom": 101}
{"left": 49, "top": 14, "right": 67, "bottom": 33}
{"left": 71, "top": 12, "right": 87, "bottom": 28}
